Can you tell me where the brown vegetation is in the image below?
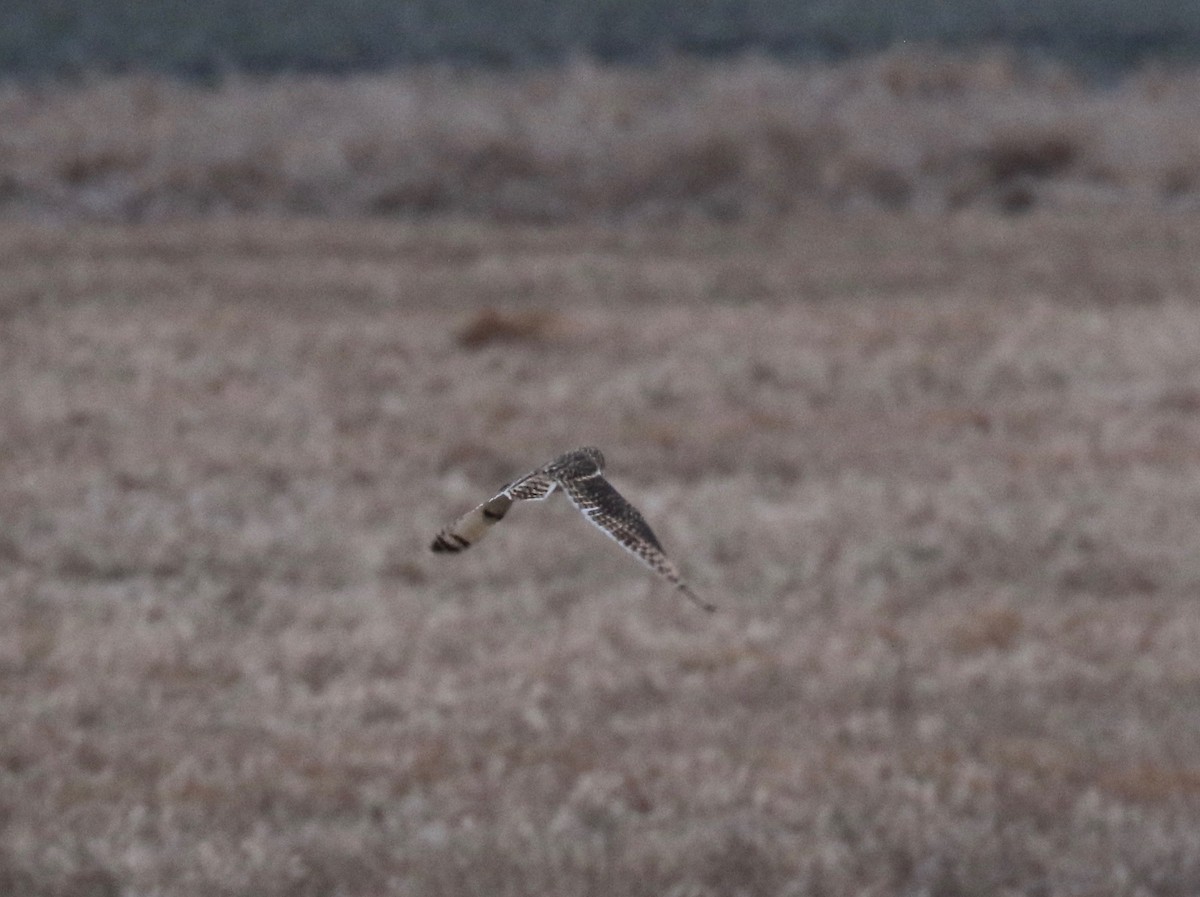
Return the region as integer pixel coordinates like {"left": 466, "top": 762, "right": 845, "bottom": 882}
{"left": 2, "top": 51, "right": 1200, "bottom": 222}
{"left": 2, "top": 206, "right": 1200, "bottom": 894}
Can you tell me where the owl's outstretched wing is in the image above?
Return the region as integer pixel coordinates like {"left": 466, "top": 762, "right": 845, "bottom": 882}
{"left": 561, "top": 475, "right": 714, "bottom": 612}
{"left": 429, "top": 469, "right": 556, "bottom": 554}
{"left": 431, "top": 448, "right": 711, "bottom": 612}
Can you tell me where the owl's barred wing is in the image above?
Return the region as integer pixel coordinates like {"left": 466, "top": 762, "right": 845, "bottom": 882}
{"left": 561, "top": 476, "right": 714, "bottom": 612}
{"left": 502, "top": 471, "right": 558, "bottom": 502}
{"left": 430, "top": 492, "right": 513, "bottom": 553}
{"left": 429, "top": 469, "right": 557, "bottom": 553}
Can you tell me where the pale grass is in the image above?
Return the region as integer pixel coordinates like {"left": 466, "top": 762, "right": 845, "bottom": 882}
{"left": 2, "top": 211, "right": 1200, "bottom": 895}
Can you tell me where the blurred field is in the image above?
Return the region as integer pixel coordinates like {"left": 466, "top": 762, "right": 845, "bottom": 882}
{"left": 2, "top": 207, "right": 1200, "bottom": 896}
{"left": 3, "top": 53, "right": 1200, "bottom": 222}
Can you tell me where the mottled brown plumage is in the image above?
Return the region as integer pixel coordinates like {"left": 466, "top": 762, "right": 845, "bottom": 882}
{"left": 430, "top": 447, "right": 712, "bottom": 611}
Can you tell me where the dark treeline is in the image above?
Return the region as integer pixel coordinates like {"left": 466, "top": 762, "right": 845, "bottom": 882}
{"left": 1, "top": 0, "right": 1198, "bottom": 80}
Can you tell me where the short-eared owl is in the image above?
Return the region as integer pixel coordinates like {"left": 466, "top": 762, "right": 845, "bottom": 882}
{"left": 431, "top": 447, "right": 712, "bottom": 611}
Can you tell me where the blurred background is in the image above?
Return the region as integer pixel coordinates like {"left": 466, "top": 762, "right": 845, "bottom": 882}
{"left": 3, "top": 0, "right": 1200, "bottom": 77}
{"left": 3, "top": 4, "right": 1200, "bottom": 897}
{"left": 2, "top": 0, "right": 1200, "bottom": 220}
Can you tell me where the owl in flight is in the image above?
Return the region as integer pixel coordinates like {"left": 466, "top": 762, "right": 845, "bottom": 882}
{"left": 431, "top": 447, "right": 713, "bottom": 611}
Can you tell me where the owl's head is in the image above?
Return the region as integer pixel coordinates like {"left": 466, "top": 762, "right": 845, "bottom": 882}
{"left": 576, "top": 446, "right": 605, "bottom": 472}
{"left": 548, "top": 446, "right": 606, "bottom": 480}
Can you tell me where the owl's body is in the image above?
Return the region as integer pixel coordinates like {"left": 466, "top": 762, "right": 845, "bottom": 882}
{"left": 431, "top": 447, "right": 712, "bottom": 611}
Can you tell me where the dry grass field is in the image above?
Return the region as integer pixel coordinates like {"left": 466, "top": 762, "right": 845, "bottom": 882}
{"left": 2, "top": 205, "right": 1200, "bottom": 896}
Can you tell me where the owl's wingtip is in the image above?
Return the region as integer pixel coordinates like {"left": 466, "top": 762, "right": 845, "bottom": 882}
{"left": 681, "top": 585, "right": 716, "bottom": 613}
{"left": 430, "top": 533, "right": 467, "bottom": 553}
